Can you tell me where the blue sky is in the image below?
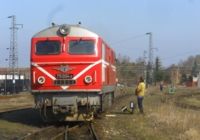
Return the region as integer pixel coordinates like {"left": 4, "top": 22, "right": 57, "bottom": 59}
{"left": 0, "top": 0, "right": 200, "bottom": 67}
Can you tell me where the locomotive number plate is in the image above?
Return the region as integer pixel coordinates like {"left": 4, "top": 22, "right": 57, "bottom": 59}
{"left": 56, "top": 74, "right": 73, "bottom": 79}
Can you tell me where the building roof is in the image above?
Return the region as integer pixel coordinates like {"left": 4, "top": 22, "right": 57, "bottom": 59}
{"left": 0, "top": 68, "right": 30, "bottom": 76}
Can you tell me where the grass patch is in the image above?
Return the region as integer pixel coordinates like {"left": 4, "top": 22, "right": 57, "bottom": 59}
{"left": 115, "top": 86, "right": 135, "bottom": 96}
{"left": 180, "top": 96, "right": 200, "bottom": 108}
{"left": 148, "top": 102, "right": 200, "bottom": 140}
{"left": 0, "top": 120, "right": 37, "bottom": 139}
{"left": 0, "top": 94, "right": 34, "bottom": 111}
{"left": 103, "top": 87, "right": 200, "bottom": 140}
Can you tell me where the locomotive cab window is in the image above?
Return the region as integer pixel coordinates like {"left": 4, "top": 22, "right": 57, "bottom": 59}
{"left": 36, "top": 41, "right": 61, "bottom": 55}
{"left": 69, "top": 40, "right": 95, "bottom": 55}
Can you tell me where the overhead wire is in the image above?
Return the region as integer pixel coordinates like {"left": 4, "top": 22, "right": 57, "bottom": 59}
{"left": 110, "top": 32, "right": 200, "bottom": 67}
{"left": 110, "top": 34, "right": 146, "bottom": 46}
{"left": 105, "top": 32, "right": 198, "bottom": 70}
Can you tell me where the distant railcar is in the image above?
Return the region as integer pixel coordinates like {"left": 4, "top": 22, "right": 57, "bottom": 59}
{"left": 31, "top": 24, "right": 116, "bottom": 121}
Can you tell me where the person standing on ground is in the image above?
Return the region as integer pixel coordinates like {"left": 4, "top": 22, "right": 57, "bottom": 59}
{"left": 136, "top": 77, "right": 146, "bottom": 114}
{"left": 160, "top": 81, "right": 163, "bottom": 92}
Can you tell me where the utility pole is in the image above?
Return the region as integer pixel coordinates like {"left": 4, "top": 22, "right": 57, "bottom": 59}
{"left": 143, "top": 50, "right": 147, "bottom": 86}
{"left": 146, "top": 32, "right": 153, "bottom": 85}
{"left": 8, "top": 15, "right": 23, "bottom": 93}
{"left": 4, "top": 59, "right": 8, "bottom": 95}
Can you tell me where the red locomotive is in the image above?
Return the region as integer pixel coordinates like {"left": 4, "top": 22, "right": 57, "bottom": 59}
{"left": 31, "top": 24, "right": 116, "bottom": 121}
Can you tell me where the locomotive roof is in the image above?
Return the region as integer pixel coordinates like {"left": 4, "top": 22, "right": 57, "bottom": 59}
{"left": 33, "top": 24, "right": 99, "bottom": 38}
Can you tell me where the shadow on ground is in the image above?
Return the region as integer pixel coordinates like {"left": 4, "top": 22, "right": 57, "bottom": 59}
{"left": 0, "top": 109, "right": 46, "bottom": 127}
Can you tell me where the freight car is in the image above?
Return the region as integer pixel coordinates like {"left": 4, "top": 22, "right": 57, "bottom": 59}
{"left": 31, "top": 24, "right": 116, "bottom": 121}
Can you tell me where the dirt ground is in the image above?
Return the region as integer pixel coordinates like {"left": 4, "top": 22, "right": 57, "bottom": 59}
{"left": 0, "top": 88, "right": 199, "bottom": 140}
{"left": 0, "top": 93, "right": 43, "bottom": 139}
{"left": 94, "top": 87, "right": 200, "bottom": 140}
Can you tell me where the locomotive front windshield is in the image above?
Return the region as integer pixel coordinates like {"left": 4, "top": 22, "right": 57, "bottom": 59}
{"left": 69, "top": 40, "right": 95, "bottom": 55}
{"left": 36, "top": 41, "right": 61, "bottom": 55}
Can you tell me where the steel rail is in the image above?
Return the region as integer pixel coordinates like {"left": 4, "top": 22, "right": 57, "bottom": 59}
{"left": 21, "top": 125, "right": 65, "bottom": 140}
{"left": 88, "top": 122, "right": 100, "bottom": 140}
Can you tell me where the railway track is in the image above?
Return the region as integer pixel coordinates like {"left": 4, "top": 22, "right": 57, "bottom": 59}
{"left": 175, "top": 92, "right": 200, "bottom": 110}
{"left": 21, "top": 122, "right": 99, "bottom": 140}
{"left": 21, "top": 125, "right": 65, "bottom": 140}
{"left": 88, "top": 122, "right": 100, "bottom": 140}
{"left": 0, "top": 90, "right": 129, "bottom": 140}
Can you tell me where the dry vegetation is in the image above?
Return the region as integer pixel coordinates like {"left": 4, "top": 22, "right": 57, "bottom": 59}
{"left": 146, "top": 87, "right": 200, "bottom": 140}
{"left": 178, "top": 95, "right": 200, "bottom": 109}
{"left": 0, "top": 119, "right": 37, "bottom": 140}
{"left": 148, "top": 103, "right": 200, "bottom": 140}
{"left": 0, "top": 92, "right": 39, "bottom": 139}
{"left": 0, "top": 92, "right": 34, "bottom": 112}
{"left": 95, "top": 86, "right": 200, "bottom": 140}
{"left": 0, "top": 88, "right": 199, "bottom": 140}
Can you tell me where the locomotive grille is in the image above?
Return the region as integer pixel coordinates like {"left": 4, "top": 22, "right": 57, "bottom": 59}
{"left": 54, "top": 79, "right": 76, "bottom": 85}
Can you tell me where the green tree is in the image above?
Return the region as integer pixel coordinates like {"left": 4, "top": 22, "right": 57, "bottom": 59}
{"left": 192, "top": 59, "right": 198, "bottom": 77}
{"left": 163, "top": 72, "right": 171, "bottom": 83}
{"left": 181, "top": 73, "right": 187, "bottom": 84}
{"left": 116, "top": 54, "right": 145, "bottom": 86}
{"left": 154, "top": 57, "right": 164, "bottom": 83}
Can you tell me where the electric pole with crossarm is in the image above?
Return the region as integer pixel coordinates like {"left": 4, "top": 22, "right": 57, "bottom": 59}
{"left": 8, "top": 15, "right": 23, "bottom": 93}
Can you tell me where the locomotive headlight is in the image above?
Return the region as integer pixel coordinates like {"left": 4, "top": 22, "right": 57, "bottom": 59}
{"left": 84, "top": 75, "right": 92, "bottom": 84}
{"left": 59, "top": 25, "right": 70, "bottom": 36}
{"left": 37, "top": 76, "right": 45, "bottom": 84}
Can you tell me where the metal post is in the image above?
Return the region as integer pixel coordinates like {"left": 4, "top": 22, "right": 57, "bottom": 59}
{"left": 4, "top": 73, "right": 7, "bottom": 95}
{"left": 146, "top": 32, "right": 153, "bottom": 85}
{"left": 4, "top": 59, "right": 8, "bottom": 95}
{"left": 143, "top": 50, "right": 147, "bottom": 86}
